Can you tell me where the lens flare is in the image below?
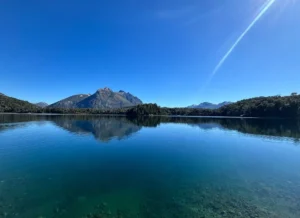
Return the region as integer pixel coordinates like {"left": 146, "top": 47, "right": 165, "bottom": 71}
{"left": 211, "top": 0, "right": 276, "bottom": 76}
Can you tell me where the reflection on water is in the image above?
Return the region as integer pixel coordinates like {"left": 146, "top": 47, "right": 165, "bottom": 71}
{"left": 1, "top": 114, "right": 300, "bottom": 142}
{"left": 129, "top": 116, "right": 300, "bottom": 141}
{"left": 52, "top": 116, "right": 142, "bottom": 142}
{"left": 0, "top": 114, "right": 300, "bottom": 218}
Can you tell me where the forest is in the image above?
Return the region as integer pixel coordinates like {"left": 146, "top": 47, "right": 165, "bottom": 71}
{"left": 165, "top": 94, "right": 300, "bottom": 118}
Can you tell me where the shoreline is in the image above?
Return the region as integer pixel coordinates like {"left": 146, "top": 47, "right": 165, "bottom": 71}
{"left": 0, "top": 113, "right": 296, "bottom": 120}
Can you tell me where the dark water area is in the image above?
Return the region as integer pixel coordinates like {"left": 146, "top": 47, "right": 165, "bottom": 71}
{"left": 1, "top": 114, "right": 300, "bottom": 218}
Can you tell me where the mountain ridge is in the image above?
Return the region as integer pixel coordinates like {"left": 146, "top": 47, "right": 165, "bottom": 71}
{"left": 48, "top": 94, "right": 91, "bottom": 108}
{"left": 35, "top": 102, "right": 49, "bottom": 108}
{"left": 49, "top": 88, "right": 143, "bottom": 109}
{"left": 188, "top": 101, "right": 232, "bottom": 109}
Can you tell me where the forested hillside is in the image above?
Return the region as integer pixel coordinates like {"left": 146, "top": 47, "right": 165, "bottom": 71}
{"left": 218, "top": 94, "right": 300, "bottom": 117}
{"left": 161, "top": 94, "right": 300, "bottom": 118}
{"left": 0, "top": 94, "right": 41, "bottom": 113}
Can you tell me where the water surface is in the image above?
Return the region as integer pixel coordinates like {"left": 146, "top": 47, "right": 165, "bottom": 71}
{"left": 0, "top": 115, "right": 300, "bottom": 218}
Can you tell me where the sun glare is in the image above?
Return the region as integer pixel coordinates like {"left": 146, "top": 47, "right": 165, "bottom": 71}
{"left": 211, "top": 0, "right": 276, "bottom": 76}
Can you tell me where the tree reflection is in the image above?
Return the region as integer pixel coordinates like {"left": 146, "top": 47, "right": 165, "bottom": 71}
{"left": 1, "top": 114, "right": 300, "bottom": 142}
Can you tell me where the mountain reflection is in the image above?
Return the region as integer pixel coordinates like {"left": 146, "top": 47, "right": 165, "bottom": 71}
{"left": 1, "top": 114, "right": 300, "bottom": 142}
{"left": 52, "top": 116, "right": 142, "bottom": 142}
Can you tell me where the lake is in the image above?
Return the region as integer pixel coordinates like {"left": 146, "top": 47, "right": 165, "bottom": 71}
{"left": 0, "top": 114, "right": 300, "bottom": 218}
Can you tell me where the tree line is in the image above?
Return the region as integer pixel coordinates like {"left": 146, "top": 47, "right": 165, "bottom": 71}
{"left": 1, "top": 93, "right": 300, "bottom": 118}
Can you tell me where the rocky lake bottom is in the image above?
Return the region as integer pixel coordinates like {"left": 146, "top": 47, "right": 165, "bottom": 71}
{"left": 0, "top": 115, "right": 300, "bottom": 218}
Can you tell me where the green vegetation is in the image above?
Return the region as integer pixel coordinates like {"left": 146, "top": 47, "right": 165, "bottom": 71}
{"left": 1, "top": 93, "right": 300, "bottom": 118}
{"left": 162, "top": 94, "right": 300, "bottom": 118}
{"left": 126, "top": 103, "right": 161, "bottom": 116}
{"left": 217, "top": 94, "right": 300, "bottom": 117}
{"left": 0, "top": 94, "right": 41, "bottom": 113}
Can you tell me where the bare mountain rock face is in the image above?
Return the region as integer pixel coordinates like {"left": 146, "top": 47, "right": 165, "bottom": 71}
{"left": 118, "top": 90, "right": 143, "bottom": 105}
{"left": 48, "top": 94, "right": 91, "bottom": 109}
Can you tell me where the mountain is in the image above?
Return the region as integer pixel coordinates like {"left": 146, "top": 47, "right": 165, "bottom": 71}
{"left": 77, "top": 88, "right": 142, "bottom": 109}
{"left": 35, "top": 102, "right": 49, "bottom": 108}
{"left": 118, "top": 90, "right": 143, "bottom": 105}
{"left": 218, "top": 101, "right": 232, "bottom": 107}
{"left": 0, "top": 94, "right": 40, "bottom": 113}
{"left": 49, "top": 88, "right": 143, "bottom": 109}
{"left": 0, "top": 93, "right": 5, "bottom": 96}
{"left": 48, "top": 94, "right": 90, "bottom": 109}
{"left": 188, "top": 101, "right": 232, "bottom": 109}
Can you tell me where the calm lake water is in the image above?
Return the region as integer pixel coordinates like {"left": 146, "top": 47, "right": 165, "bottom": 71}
{"left": 1, "top": 115, "right": 300, "bottom": 218}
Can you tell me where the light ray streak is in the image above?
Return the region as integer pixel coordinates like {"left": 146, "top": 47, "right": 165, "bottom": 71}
{"left": 211, "top": 0, "right": 276, "bottom": 76}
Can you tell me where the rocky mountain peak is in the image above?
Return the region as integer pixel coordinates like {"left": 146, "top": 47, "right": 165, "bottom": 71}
{"left": 97, "top": 87, "right": 113, "bottom": 93}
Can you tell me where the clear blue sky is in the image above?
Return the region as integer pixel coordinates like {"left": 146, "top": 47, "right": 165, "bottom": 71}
{"left": 1, "top": 0, "right": 299, "bottom": 107}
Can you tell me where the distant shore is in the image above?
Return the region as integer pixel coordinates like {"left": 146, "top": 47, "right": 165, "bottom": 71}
{"left": 0, "top": 112, "right": 293, "bottom": 120}
{"left": 2, "top": 94, "right": 300, "bottom": 118}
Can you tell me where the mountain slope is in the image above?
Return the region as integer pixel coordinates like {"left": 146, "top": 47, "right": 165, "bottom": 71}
{"left": 48, "top": 94, "right": 90, "bottom": 108}
{"left": 118, "top": 90, "right": 143, "bottom": 105}
{"left": 0, "top": 94, "right": 40, "bottom": 112}
{"left": 77, "top": 88, "right": 142, "bottom": 109}
{"left": 218, "top": 101, "right": 232, "bottom": 108}
{"left": 35, "top": 102, "right": 49, "bottom": 108}
{"left": 188, "top": 101, "right": 232, "bottom": 109}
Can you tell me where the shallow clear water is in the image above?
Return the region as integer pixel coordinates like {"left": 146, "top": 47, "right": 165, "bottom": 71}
{"left": 0, "top": 115, "right": 300, "bottom": 218}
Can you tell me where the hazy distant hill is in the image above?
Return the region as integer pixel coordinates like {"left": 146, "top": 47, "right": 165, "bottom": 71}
{"left": 0, "top": 93, "right": 39, "bottom": 113}
{"left": 188, "top": 101, "right": 232, "bottom": 109}
{"left": 35, "top": 102, "right": 49, "bottom": 108}
{"left": 49, "top": 88, "right": 143, "bottom": 109}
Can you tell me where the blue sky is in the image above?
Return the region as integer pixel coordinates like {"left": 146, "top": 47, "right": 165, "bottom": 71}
{"left": 1, "top": 0, "right": 299, "bottom": 107}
